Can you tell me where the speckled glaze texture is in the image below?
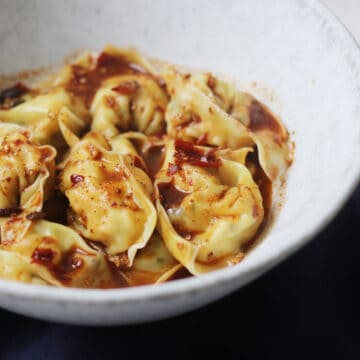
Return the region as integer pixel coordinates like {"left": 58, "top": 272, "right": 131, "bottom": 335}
{"left": 0, "top": 0, "right": 359, "bottom": 325}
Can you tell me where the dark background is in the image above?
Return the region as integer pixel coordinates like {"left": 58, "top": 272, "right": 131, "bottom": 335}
{"left": 0, "top": 184, "right": 359, "bottom": 359}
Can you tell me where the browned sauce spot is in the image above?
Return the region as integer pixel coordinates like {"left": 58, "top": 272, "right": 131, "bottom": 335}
{"left": 31, "top": 245, "right": 86, "bottom": 284}
{"left": 31, "top": 248, "right": 55, "bottom": 264}
{"left": 158, "top": 180, "right": 190, "bottom": 209}
{"left": 0, "top": 83, "right": 29, "bottom": 109}
{"left": 112, "top": 80, "right": 139, "bottom": 95}
{"left": 42, "top": 191, "right": 69, "bottom": 225}
{"left": 133, "top": 155, "right": 147, "bottom": 173}
{"left": 0, "top": 207, "right": 22, "bottom": 217}
{"left": 247, "top": 150, "right": 272, "bottom": 217}
{"left": 174, "top": 226, "right": 200, "bottom": 241}
{"left": 142, "top": 145, "right": 165, "bottom": 177}
{"left": 174, "top": 139, "right": 221, "bottom": 169}
{"left": 70, "top": 174, "right": 84, "bottom": 185}
{"left": 217, "top": 188, "right": 228, "bottom": 201}
{"left": 26, "top": 211, "right": 45, "bottom": 221}
{"left": 242, "top": 149, "right": 272, "bottom": 253}
{"left": 249, "top": 99, "right": 282, "bottom": 134}
{"left": 13, "top": 138, "right": 25, "bottom": 146}
{"left": 206, "top": 74, "right": 226, "bottom": 102}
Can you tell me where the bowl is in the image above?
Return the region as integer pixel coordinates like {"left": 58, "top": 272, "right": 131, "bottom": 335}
{"left": 0, "top": 0, "right": 359, "bottom": 325}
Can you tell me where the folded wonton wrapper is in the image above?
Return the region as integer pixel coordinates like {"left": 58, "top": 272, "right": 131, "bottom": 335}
{"left": 53, "top": 45, "right": 168, "bottom": 139}
{"left": 164, "top": 70, "right": 291, "bottom": 180}
{"left": 0, "top": 126, "right": 119, "bottom": 287}
{"left": 0, "top": 89, "right": 89, "bottom": 149}
{"left": 0, "top": 124, "right": 56, "bottom": 240}
{"left": 0, "top": 219, "right": 120, "bottom": 287}
{"left": 91, "top": 74, "right": 168, "bottom": 138}
{"left": 59, "top": 132, "right": 157, "bottom": 266}
{"left": 155, "top": 138, "right": 264, "bottom": 275}
{"left": 120, "top": 232, "right": 182, "bottom": 285}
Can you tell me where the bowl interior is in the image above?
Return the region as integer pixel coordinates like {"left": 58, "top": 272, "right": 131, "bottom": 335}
{"left": 0, "top": 0, "right": 359, "bottom": 290}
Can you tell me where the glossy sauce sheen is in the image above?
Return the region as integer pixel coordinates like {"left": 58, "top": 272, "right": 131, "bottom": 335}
{"left": 42, "top": 191, "right": 69, "bottom": 225}
{"left": 173, "top": 139, "right": 221, "bottom": 171}
{"left": 70, "top": 174, "right": 85, "bottom": 185}
{"left": 26, "top": 211, "right": 45, "bottom": 221}
{"left": 158, "top": 179, "right": 200, "bottom": 241}
{"left": 158, "top": 180, "right": 190, "bottom": 209}
{"left": 141, "top": 144, "right": 165, "bottom": 177}
{"left": 242, "top": 150, "right": 272, "bottom": 253}
{"left": 31, "top": 245, "right": 85, "bottom": 284}
{"left": 30, "top": 243, "right": 129, "bottom": 288}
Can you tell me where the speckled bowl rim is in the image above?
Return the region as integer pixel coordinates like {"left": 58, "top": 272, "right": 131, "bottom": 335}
{"left": 0, "top": 0, "right": 359, "bottom": 306}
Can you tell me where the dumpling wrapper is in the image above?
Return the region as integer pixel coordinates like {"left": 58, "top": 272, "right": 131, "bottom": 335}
{"left": 0, "top": 125, "right": 56, "bottom": 240}
{"left": 53, "top": 44, "right": 167, "bottom": 139}
{"left": 0, "top": 219, "right": 121, "bottom": 288}
{"left": 0, "top": 249, "right": 51, "bottom": 286}
{"left": 0, "top": 89, "right": 89, "bottom": 148}
{"left": 59, "top": 132, "right": 157, "bottom": 266}
{"left": 155, "top": 138, "right": 264, "bottom": 275}
{"left": 164, "top": 70, "right": 291, "bottom": 180}
{"left": 91, "top": 74, "right": 168, "bottom": 138}
{"left": 164, "top": 69, "right": 254, "bottom": 150}
{"left": 121, "top": 232, "right": 182, "bottom": 286}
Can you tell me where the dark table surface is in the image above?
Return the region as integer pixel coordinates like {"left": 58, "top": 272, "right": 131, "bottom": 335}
{"left": 0, "top": 184, "right": 359, "bottom": 360}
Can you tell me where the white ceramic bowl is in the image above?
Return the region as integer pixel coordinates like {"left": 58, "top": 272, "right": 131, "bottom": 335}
{"left": 0, "top": 0, "right": 359, "bottom": 325}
